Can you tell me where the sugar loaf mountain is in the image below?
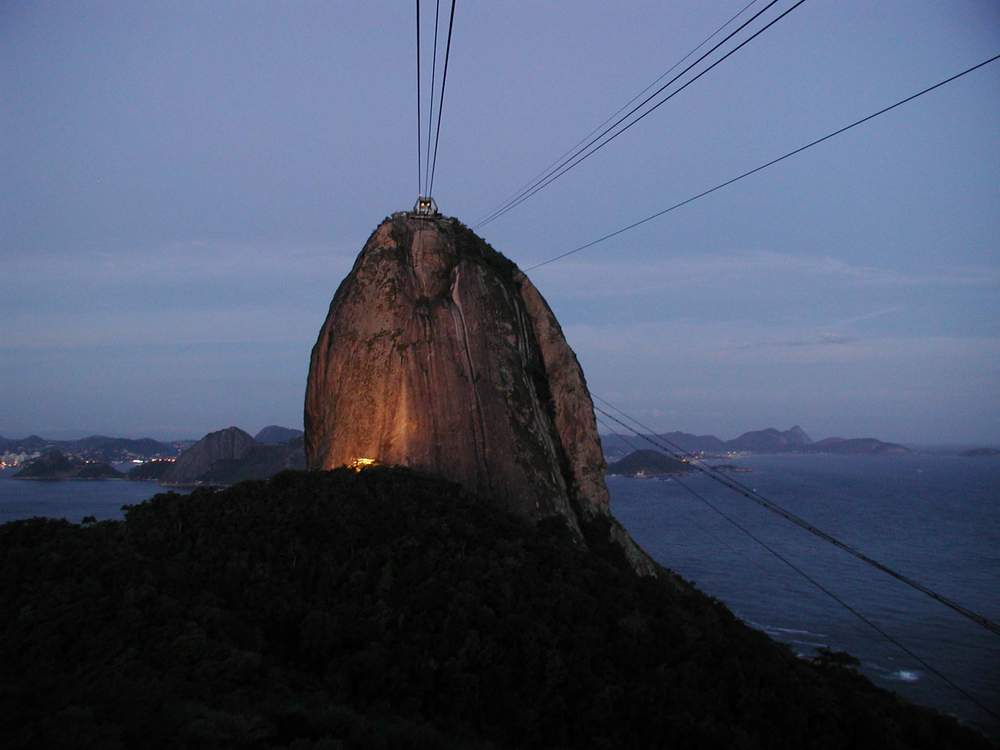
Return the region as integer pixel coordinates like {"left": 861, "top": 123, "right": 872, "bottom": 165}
{"left": 304, "top": 212, "right": 653, "bottom": 573}
{"left": 0, "top": 209, "right": 988, "bottom": 749}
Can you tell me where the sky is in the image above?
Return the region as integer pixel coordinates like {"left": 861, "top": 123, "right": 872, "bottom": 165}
{"left": 1, "top": 0, "right": 998, "bottom": 443}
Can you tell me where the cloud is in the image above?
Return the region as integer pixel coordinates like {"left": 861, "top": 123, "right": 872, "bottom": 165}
{"left": 0, "top": 305, "right": 320, "bottom": 350}
{"left": 3, "top": 238, "right": 359, "bottom": 284}
{"left": 529, "top": 250, "right": 999, "bottom": 300}
{"left": 827, "top": 307, "right": 903, "bottom": 327}
{"left": 565, "top": 318, "right": 1000, "bottom": 442}
{"left": 565, "top": 318, "right": 1000, "bottom": 372}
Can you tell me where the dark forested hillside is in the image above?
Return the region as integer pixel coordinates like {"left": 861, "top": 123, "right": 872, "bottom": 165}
{"left": 0, "top": 469, "right": 988, "bottom": 749}
{"left": 13, "top": 449, "right": 124, "bottom": 480}
{"left": 606, "top": 449, "right": 691, "bottom": 476}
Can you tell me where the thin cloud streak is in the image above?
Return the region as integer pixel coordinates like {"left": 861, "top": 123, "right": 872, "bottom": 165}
{"left": 4, "top": 240, "right": 359, "bottom": 283}
{"left": 532, "top": 251, "right": 1000, "bottom": 300}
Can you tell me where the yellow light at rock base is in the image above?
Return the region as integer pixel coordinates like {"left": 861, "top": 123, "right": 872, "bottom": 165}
{"left": 348, "top": 457, "right": 378, "bottom": 472}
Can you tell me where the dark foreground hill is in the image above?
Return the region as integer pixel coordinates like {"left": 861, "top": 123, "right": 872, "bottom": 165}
{"left": 0, "top": 469, "right": 988, "bottom": 750}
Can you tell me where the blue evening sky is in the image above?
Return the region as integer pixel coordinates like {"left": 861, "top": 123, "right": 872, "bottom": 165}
{"left": 2, "top": 1, "right": 998, "bottom": 443}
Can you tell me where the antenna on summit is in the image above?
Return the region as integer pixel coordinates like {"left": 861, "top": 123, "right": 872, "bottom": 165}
{"left": 412, "top": 195, "right": 440, "bottom": 218}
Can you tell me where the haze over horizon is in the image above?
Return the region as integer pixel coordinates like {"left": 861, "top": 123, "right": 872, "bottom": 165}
{"left": 2, "top": 1, "right": 998, "bottom": 444}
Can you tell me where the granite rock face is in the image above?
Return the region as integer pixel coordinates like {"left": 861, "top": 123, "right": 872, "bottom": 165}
{"left": 162, "top": 427, "right": 255, "bottom": 485}
{"left": 305, "top": 214, "right": 654, "bottom": 573}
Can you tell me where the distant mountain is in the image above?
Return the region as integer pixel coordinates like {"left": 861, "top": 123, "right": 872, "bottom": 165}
{"left": 803, "top": 438, "right": 910, "bottom": 455}
{"left": 144, "top": 428, "right": 307, "bottom": 486}
{"left": 74, "top": 462, "right": 126, "bottom": 479}
{"left": 0, "top": 434, "right": 175, "bottom": 462}
{"left": 658, "top": 431, "right": 727, "bottom": 454}
{"left": 13, "top": 450, "right": 124, "bottom": 480}
{"left": 199, "top": 438, "right": 306, "bottom": 484}
{"left": 599, "top": 434, "right": 637, "bottom": 462}
{"left": 960, "top": 447, "right": 1000, "bottom": 457}
{"left": 72, "top": 435, "right": 176, "bottom": 459}
{"left": 9, "top": 435, "right": 49, "bottom": 451}
{"left": 607, "top": 450, "right": 691, "bottom": 477}
{"left": 13, "top": 450, "right": 74, "bottom": 478}
{"left": 727, "top": 426, "right": 812, "bottom": 453}
{"left": 254, "top": 425, "right": 304, "bottom": 445}
{"left": 161, "top": 427, "right": 255, "bottom": 485}
{"left": 600, "top": 425, "right": 909, "bottom": 457}
{"left": 127, "top": 459, "right": 176, "bottom": 481}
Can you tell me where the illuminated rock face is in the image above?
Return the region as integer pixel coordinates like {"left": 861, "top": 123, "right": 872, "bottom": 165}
{"left": 305, "top": 213, "right": 620, "bottom": 538}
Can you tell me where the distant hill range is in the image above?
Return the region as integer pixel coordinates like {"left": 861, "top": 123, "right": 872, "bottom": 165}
{"left": 13, "top": 450, "right": 124, "bottom": 480}
{"left": 607, "top": 450, "right": 691, "bottom": 477}
{"left": 0, "top": 434, "right": 177, "bottom": 462}
{"left": 601, "top": 426, "right": 910, "bottom": 460}
{"left": 159, "top": 426, "right": 305, "bottom": 486}
{"left": 254, "top": 425, "right": 304, "bottom": 444}
{"left": 3, "top": 425, "right": 308, "bottom": 486}
{"left": 960, "top": 447, "right": 1000, "bottom": 457}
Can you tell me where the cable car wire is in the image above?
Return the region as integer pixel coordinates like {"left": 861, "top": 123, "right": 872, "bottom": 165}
{"left": 416, "top": 0, "right": 423, "bottom": 193}
{"left": 477, "top": 0, "right": 762, "bottom": 228}
{"left": 428, "top": 0, "right": 457, "bottom": 198}
{"left": 596, "top": 406, "right": 999, "bottom": 718}
{"left": 672, "top": 471, "right": 1000, "bottom": 721}
{"left": 525, "top": 51, "right": 1000, "bottom": 271}
{"left": 592, "top": 397, "right": 1000, "bottom": 638}
{"left": 475, "top": 0, "right": 803, "bottom": 229}
{"left": 594, "top": 401, "right": 999, "bottom": 719}
{"left": 596, "top": 415, "right": 777, "bottom": 577}
{"left": 424, "top": 0, "right": 442, "bottom": 196}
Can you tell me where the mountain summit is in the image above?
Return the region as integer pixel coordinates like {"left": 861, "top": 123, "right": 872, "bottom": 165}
{"left": 305, "top": 213, "right": 651, "bottom": 570}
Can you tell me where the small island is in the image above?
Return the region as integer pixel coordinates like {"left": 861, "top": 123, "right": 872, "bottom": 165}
{"left": 13, "top": 450, "right": 124, "bottom": 480}
{"left": 960, "top": 447, "right": 1000, "bottom": 457}
{"left": 607, "top": 449, "right": 692, "bottom": 478}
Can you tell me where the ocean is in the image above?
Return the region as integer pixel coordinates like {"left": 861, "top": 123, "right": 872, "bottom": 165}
{"left": 0, "top": 468, "right": 190, "bottom": 524}
{"left": 609, "top": 454, "right": 1000, "bottom": 738}
{"left": 1, "top": 455, "right": 997, "bottom": 736}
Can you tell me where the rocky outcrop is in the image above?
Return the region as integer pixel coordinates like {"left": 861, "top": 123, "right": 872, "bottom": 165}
{"left": 803, "top": 437, "right": 910, "bottom": 455}
{"left": 607, "top": 450, "right": 692, "bottom": 477}
{"left": 161, "top": 427, "right": 255, "bottom": 485}
{"left": 727, "top": 426, "right": 812, "bottom": 453}
{"left": 254, "top": 425, "right": 304, "bottom": 445}
{"left": 199, "top": 439, "right": 306, "bottom": 485}
{"left": 305, "top": 213, "right": 654, "bottom": 573}
{"left": 128, "top": 459, "right": 175, "bottom": 482}
{"left": 13, "top": 450, "right": 123, "bottom": 480}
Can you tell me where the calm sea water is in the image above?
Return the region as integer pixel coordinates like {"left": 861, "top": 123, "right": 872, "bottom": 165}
{"left": 0, "top": 468, "right": 189, "bottom": 523}
{"left": 1, "top": 456, "right": 997, "bottom": 735}
{"left": 610, "top": 454, "right": 1000, "bottom": 738}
